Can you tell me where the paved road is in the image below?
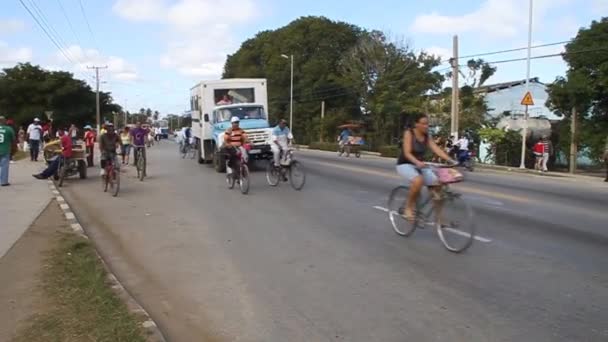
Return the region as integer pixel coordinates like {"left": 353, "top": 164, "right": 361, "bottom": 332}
{"left": 60, "top": 142, "right": 608, "bottom": 342}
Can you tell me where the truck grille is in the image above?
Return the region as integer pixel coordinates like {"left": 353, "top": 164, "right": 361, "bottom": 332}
{"left": 246, "top": 129, "right": 269, "bottom": 145}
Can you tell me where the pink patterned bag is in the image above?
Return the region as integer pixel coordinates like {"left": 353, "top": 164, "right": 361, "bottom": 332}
{"left": 436, "top": 168, "right": 464, "bottom": 184}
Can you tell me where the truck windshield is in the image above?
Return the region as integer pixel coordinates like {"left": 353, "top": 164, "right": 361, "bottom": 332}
{"left": 216, "top": 106, "right": 266, "bottom": 122}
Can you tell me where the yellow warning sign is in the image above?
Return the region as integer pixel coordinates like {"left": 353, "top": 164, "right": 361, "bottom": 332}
{"left": 521, "top": 91, "right": 534, "bottom": 106}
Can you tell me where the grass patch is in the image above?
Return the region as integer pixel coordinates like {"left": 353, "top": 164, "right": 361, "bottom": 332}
{"left": 12, "top": 233, "right": 146, "bottom": 342}
{"left": 12, "top": 150, "right": 27, "bottom": 161}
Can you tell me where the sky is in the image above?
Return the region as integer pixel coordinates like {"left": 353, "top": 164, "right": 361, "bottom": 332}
{"left": 1, "top": 0, "right": 606, "bottom": 116}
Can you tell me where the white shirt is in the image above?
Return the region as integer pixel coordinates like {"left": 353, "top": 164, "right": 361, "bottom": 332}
{"left": 457, "top": 138, "right": 469, "bottom": 151}
{"left": 272, "top": 126, "right": 293, "bottom": 146}
{"left": 27, "top": 123, "right": 42, "bottom": 140}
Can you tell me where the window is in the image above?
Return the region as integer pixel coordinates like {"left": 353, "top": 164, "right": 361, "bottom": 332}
{"left": 215, "top": 106, "right": 266, "bottom": 123}
{"left": 214, "top": 88, "right": 255, "bottom": 105}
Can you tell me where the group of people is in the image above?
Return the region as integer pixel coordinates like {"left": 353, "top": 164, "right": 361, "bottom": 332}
{"left": 29, "top": 121, "right": 151, "bottom": 181}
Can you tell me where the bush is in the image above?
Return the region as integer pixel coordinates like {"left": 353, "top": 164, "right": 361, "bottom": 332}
{"left": 378, "top": 145, "right": 399, "bottom": 158}
{"left": 308, "top": 141, "right": 338, "bottom": 152}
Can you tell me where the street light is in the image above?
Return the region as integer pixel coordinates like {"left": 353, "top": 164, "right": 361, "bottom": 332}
{"left": 519, "top": 0, "right": 534, "bottom": 169}
{"left": 281, "top": 54, "right": 294, "bottom": 130}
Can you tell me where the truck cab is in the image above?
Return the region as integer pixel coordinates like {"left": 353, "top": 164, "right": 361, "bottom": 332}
{"left": 189, "top": 79, "right": 273, "bottom": 172}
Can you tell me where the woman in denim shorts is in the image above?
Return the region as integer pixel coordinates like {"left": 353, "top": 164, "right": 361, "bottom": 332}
{"left": 396, "top": 113, "right": 456, "bottom": 220}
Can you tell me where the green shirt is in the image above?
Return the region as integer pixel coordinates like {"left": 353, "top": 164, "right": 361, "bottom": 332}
{"left": 0, "top": 124, "right": 15, "bottom": 156}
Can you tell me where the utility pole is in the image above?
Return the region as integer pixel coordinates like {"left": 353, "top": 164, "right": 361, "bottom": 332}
{"left": 281, "top": 54, "right": 294, "bottom": 131}
{"left": 569, "top": 107, "right": 577, "bottom": 174}
{"left": 519, "top": 0, "right": 533, "bottom": 169}
{"left": 450, "top": 35, "right": 459, "bottom": 140}
{"left": 320, "top": 100, "right": 325, "bottom": 142}
{"left": 88, "top": 65, "right": 108, "bottom": 133}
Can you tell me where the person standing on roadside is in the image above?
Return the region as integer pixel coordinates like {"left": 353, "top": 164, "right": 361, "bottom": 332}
{"left": 120, "top": 127, "right": 131, "bottom": 165}
{"left": 84, "top": 125, "right": 96, "bottom": 167}
{"left": 69, "top": 124, "right": 78, "bottom": 144}
{"left": 33, "top": 128, "right": 72, "bottom": 180}
{"left": 18, "top": 126, "right": 25, "bottom": 151}
{"left": 533, "top": 139, "right": 544, "bottom": 172}
{"left": 541, "top": 135, "right": 553, "bottom": 172}
{"left": 27, "top": 118, "right": 43, "bottom": 161}
{"left": 0, "top": 116, "right": 16, "bottom": 186}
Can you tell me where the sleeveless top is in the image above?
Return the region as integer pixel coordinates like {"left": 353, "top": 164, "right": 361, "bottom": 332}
{"left": 397, "top": 129, "right": 428, "bottom": 165}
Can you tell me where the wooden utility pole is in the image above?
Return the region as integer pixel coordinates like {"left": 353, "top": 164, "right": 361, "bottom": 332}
{"left": 569, "top": 107, "right": 577, "bottom": 174}
{"left": 450, "top": 35, "right": 459, "bottom": 140}
{"left": 87, "top": 65, "right": 108, "bottom": 133}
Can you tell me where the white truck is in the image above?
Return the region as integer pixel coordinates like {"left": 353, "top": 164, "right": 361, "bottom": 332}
{"left": 188, "top": 79, "right": 274, "bottom": 172}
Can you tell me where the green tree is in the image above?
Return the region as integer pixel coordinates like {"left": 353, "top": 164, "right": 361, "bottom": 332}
{"left": 0, "top": 63, "right": 121, "bottom": 129}
{"left": 547, "top": 17, "right": 608, "bottom": 163}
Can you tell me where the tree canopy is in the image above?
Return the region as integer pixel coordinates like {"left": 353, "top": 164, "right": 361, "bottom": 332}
{"left": 0, "top": 63, "right": 121, "bottom": 129}
{"left": 222, "top": 16, "right": 444, "bottom": 146}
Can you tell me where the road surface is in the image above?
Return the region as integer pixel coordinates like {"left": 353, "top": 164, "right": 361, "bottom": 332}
{"left": 59, "top": 142, "right": 608, "bottom": 342}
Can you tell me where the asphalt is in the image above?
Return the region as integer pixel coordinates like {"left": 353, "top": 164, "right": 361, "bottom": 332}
{"left": 59, "top": 141, "right": 608, "bottom": 342}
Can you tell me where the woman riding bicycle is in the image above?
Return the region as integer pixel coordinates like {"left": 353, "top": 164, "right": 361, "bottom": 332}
{"left": 397, "top": 113, "right": 456, "bottom": 220}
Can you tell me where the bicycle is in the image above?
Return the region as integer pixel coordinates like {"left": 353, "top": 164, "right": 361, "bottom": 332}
{"left": 181, "top": 141, "right": 196, "bottom": 160}
{"left": 387, "top": 165, "right": 475, "bottom": 253}
{"left": 133, "top": 146, "right": 146, "bottom": 181}
{"left": 225, "top": 146, "right": 250, "bottom": 195}
{"left": 102, "top": 156, "right": 120, "bottom": 197}
{"left": 265, "top": 148, "right": 306, "bottom": 190}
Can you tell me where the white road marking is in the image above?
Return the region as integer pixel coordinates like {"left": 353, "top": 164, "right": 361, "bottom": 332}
{"left": 56, "top": 196, "right": 65, "bottom": 202}
{"left": 52, "top": 190, "right": 59, "bottom": 195}
{"left": 60, "top": 203, "right": 69, "bottom": 210}
{"left": 372, "top": 206, "right": 492, "bottom": 243}
{"left": 65, "top": 212, "right": 75, "bottom": 220}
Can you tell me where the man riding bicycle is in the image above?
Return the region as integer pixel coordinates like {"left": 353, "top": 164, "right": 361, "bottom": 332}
{"left": 99, "top": 123, "right": 120, "bottom": 176}
{"left": 130, "top": 121, "right": 149, "bottom": 174}
{"left": 222, "top": 117, "right": 248, "bottom": 176}
{"left": 271, "top": 119, "right": 293, "bottom": 167}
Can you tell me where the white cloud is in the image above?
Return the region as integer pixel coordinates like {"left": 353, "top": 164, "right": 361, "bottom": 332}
{"left": 53, "top": 45, "right": 139, "bottom": 81}
{"left": 112, "top": 0, "right": 167, "bottom": 21}
{"left": 410, "top": 0, "right": 571, "bottom": 38}
{"left": 0, "top": 41, "right": 32, "bottom": 66}
{"left": 423, "top": 46, "right": 451, "bottom": 62}
{"left": 113, "top": 0, "right": 257, "bottom": 77}
{"left": 0, "top": 19, "right": 25, "bottom": 35}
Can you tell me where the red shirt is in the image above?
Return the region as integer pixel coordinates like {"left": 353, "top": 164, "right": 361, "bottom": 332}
{"left": 84, "top": 131, "right": 96, "bottom": 147}
{"left": 533, "top": 142, "right": 544, "bottom": 154}
{"left": 61, "top": 134, "right": 73, "bottom": 158}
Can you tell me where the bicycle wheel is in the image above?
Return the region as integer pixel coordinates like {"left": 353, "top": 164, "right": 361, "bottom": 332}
{"left": 226, "top": 172, "right": 235, "bottom": 189}
{"left": 137, "top": 153, "right": 145, "bottom": 181}
{"left": 112, "top": 169, "right": 120, "bottom": 197}
{"left": 103, "top": 169, "right": 109, "bottom": 192}
{"left": 387, "top": 186, "right": 418, "bottom": 237}
{"left": 189, "top": 146, "right": 197, "bottom": 159}
{"left": 266, "top": 162, "right": 280, "bottom": 186}
{"left": 435, "top": 191, "right": 476, "bottom": 253}
{"left": 239, "top": 164, "right": 250, "bottom": 194}
{"left": 289, "top": 161, "right": 306, "bottom": 190}
{"left": 181, "top": 145, "right": 188, "bottom": 159}
{"left": 57, "top": 164, "right": 66, "bottom": 187}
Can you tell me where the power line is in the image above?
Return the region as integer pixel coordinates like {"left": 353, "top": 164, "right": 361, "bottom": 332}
{"left": 18, "top": 0, "right": 74, "bottom": 64}
{"left": 28, "top": 0, "right": 81, "bottom": 65}
{"left": 483, "top": 46, "right": 608, "bottom": 65}
{"left": 78, "top": 0, "right": 100, "bottom": 52}
{"left": 455, "top": 40, "right": 571, "bottom": 61}
{"left": 56, "top": 0, "right": 83, "bottom": 48}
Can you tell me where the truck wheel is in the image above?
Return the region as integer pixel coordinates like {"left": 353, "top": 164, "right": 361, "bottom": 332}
{"left": 197, "top": 140, "right": 204, "bottom": 164}
{"left": 214, "top": 150, "right": 226, "bottom": 173}
{"left": 78, "top": 160, "right": 87, "bottom": 179}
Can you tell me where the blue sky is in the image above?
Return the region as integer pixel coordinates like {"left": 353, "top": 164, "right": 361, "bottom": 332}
{"left": 1, "top": 0, "right": 606, "bottom": 115}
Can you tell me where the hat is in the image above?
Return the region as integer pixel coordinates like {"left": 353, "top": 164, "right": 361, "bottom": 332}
{"left": 34, "top": 117, "right": 40, "bottom": 122}
{"left": 106, "top": 122, "right": 114, "bottom": 126}
{"left": 230, "top": 116, "right": 240, "bottom": 123}
{"left": 84, "top": 125, "right": 92, "bottom": 129}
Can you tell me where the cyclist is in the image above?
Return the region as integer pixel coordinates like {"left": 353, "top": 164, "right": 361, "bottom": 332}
{"left": 130, "top": 121, "right": 148, "bottom": 175}
{"left": 397, "top": 113, "right": 456, "bottom": 220}
{"left": 99, "top": 123, "right": 120, "bottom": 176}
{"left": 271, "top": 119, "right": 293, "bottom": 167}
{"left": 223, "top": 117, "right": 248, "bottom": 176}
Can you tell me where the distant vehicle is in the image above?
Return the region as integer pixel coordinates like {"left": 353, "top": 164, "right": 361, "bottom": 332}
{"left": 188, "top": 78, "right": 273, "bottom": 172}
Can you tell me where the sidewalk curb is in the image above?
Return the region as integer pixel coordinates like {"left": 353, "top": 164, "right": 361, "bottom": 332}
{"left": 47, "top": 180, "right": 167, "bottom": 342}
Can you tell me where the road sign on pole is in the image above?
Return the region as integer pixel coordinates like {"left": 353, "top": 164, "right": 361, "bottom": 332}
{"left": 521, "top": 91, "right": 534, "bottom": 106}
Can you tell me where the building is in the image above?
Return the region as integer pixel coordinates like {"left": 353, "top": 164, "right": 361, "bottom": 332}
{"left": 475, "top": 77, "right": 562, "bottom": 121}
